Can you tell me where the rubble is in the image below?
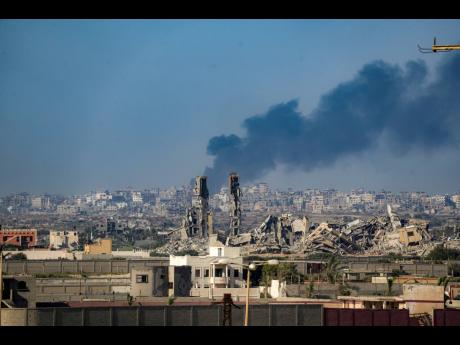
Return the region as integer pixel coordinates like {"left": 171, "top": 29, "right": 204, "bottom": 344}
{"left": 152, "top": 237, "right": 210, "bottom": 256}
{"left": 159, "top": 172, "right": 438, "bottom": 258}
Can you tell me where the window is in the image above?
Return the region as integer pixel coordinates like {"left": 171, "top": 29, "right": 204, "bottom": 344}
{"left": 407, "top": 231, "right": 414, "bottom": 237}
{"left": 217, "top": 248, "right": 222, "bottom": 257}
{"left": 204, "top": 269, "right": 209, "bottom": 277}
{"left": 215, "top": 268, "right": 224, "bottom": 277}
{"left": 168, "top": 282, "right": 174, "bottom": 289}
{"left": 136, "top": 274, "right": 148, "bottom": 283}
{"left": 234, "top": 269, "right": 239, "bottom": 278}
{"left": 17, "top": 281, "right": 28, "bottom": 291}
{"left": 195, "top": 269, "right": 201, "bottom": 277}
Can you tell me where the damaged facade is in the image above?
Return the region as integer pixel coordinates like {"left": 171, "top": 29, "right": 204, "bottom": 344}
{"left": 228, "top": 172, "right": 241, "bottom": 238}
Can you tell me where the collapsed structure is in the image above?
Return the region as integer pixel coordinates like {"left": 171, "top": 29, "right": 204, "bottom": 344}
{"left": 156, "top": 172, "right": 436, "bottom": 257}
{"left": 227, "top": 213, "right": 309, "bottom": 254}
{"left": 180, "top": 176, "right": 212, "bottom": 239}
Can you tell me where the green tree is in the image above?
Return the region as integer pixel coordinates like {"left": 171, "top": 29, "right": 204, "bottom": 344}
{"left": 338, "top": 283, "right": 351, "bottom": 296}
{"left": 325, "top": 254, "right": 341, "bottom": 284}
{"left": 306, "top": 280, "right": 315, "bottom": 298}
{"left": 261, "top": 264, "right": 278, "bottom": 299}
{"left": 386, "top": 277, "right": 394, "bottom": 296}
{"left": 426, "top": 246, "right": 460, "bottom": 261}
{"left": 278, "top": 263, "right": 301, "bottom": 283}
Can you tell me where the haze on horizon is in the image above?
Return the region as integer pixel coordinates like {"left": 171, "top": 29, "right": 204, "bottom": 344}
{"left": 1, "top": 19, "right": 460, "bottom": 196}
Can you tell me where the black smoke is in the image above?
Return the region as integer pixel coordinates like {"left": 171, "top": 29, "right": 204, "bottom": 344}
{"left": 204, "top": 55, "right": 460, "bottom": 194}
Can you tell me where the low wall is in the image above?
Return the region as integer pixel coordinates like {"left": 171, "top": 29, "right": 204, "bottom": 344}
{"left": 2, "top": 258, "right": 169, "bottom": 275}
{"left": 0, "top": 309, "right": 29, "bottom": 326}
{"left": 191, "top": 287, "right": 260, "bottom": 300}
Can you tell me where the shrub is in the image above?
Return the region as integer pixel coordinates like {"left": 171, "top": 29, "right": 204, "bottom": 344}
{"left": 425, "top": 245, "right": 460, "bottom": 261}
{"left": 167, "top": 295, "right": 175, "bottom": 305}
{"left": 174, "top": 249, "right": 199, "bottom": 256}
{"left": 7, "top": 252, "right": 27, "bottom": 260}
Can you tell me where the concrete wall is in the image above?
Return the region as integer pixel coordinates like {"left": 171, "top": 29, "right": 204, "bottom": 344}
{"left": 6, "top": 304, "right": 323, "bottom": 326}
{"left": 403, "top": 284, "right": 445, "bottom": 317}
{"left": 286, "top": 282, "right": 404, "bottom": 298}
{"left": 0, "top": 309, "right": 29, "bottom": 326}
{"left": 190, "top": 287, "right": 259, "bottom": 300}
{"left": 345, "top": 262, "right": 448, "bottom": 276}
{"left": 3, "top": 250, "right": 79, "bottom": 260}
{"left": 130, "top": 268, "right": 154, "bottom": 297}
{"left": 2, "top": 258, "right": 169, "bottom": 275}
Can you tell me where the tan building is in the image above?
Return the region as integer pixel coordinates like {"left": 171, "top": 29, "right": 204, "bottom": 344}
{"left": 403, "top": 284, "right": 445, "bottom": 317}
{"left": 84, "top": 238, "right": 112, "bottom": 254}
{"left": 399, "top": 225, "right": 423, "bottom": 246}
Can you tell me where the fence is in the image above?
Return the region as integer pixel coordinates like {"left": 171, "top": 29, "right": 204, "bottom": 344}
{"left": 0, "top": 304, "right": 323, "bottom": 326}
{"left": 323, "top": 308, "right": 410, "bottom": 326}
{"left": 433, "top": 309, "right": 460, "bottom": 326}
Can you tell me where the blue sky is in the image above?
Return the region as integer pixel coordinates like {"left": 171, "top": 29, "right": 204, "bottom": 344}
{"left": 1, "top": 19, "right": 459, "bottom": 195}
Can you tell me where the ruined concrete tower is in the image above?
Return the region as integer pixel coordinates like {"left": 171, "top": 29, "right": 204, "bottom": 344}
{"left": 188, "top": 176, "right": 210, "bottom": 238}
{"left": 228, "top": 172, "right": 241, "bottom": 237}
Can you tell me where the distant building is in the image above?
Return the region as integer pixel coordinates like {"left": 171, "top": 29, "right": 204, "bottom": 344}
{"left": 131, "top": 191, "right": 143, "bottom": 204}
{"left": 31, "top": 197, "right": 42, "bottom": 209}
{"left": 49, "top": 230, "right": 79, "bottom": 249}
{"left": 0, "top": 229, "right": 37, "bottom": 248}
{"left": 84, "top": 238, "right": 112, "bottom": 255}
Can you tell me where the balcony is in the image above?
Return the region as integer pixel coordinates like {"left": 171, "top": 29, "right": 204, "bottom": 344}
{"left": 209, "top": 277, "right": 229, "bottom": 286}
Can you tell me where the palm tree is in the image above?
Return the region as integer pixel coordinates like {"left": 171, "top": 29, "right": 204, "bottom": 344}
{"left": 326, "top": 254, "right": 341, "bottom": 284}
{"left": 386, "top": 277, "right": 394, "bottom": 296}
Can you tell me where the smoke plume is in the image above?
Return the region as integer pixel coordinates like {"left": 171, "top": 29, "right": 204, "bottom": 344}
{"left": 204, "top": 55, "right": 460, "bottom": 193}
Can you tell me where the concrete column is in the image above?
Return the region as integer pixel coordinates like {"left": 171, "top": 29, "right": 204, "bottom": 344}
{"left": 163, "top": 307, "right": 167, "bottom": 326}
{"left": 190, "top": 306, "right": 194, "bottom": 326}
{"left": 136, "top": 307, "right": 140, "bottom": 326}
{"left": 81, "top": 308, "right": 85, "bottom": 326}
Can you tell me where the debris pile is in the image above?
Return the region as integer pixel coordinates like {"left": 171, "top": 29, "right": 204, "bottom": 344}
{"left": 227, "top": 214, "right": 305, "bottom": 254}
{"left": 294, "top": 222, "right": 358, "bottom": 255}
{"left": 152, "top": 237, "right": 209, "bottom": 256}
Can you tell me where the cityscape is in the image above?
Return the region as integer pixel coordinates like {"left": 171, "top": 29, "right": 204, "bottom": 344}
{"left": 1, "top": 19, "right": 460, "bottom": 327}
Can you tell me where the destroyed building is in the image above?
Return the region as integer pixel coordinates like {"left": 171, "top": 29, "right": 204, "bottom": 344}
{"left": 180, "top": 176, "right": 213, "bottom": 239}
{"left": 227, "top": 213, "right": 309, "bottom": 254}
{"left": 228, "top": 172, "right": 241, "bottom": 238}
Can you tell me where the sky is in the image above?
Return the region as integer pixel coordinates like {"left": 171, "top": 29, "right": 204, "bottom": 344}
{"left": 1, "top": 19, "right": 459, "bottom": 195}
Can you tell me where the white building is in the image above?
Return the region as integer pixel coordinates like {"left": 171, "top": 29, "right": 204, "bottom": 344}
{"left": 170, "top": 239, "right": 244, "bottom": 290}
{"left": 131, "top": 191, "right": 143, "bottom": 204}
{"left": 49, "top": 230, "right": 79, "bottom": 249}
